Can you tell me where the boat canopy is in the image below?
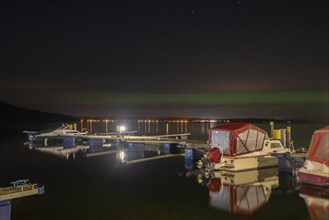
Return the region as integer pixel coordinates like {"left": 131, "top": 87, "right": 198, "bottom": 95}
{"left": 306, "top": 126, "right": 329, "bottom": 165}
{"left": 209, "top": 123, "right": 268, "bottom": 156}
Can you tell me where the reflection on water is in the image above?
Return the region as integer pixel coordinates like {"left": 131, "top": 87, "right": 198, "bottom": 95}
{"left": 30, "top": 145, "right": 89, "bottom": 160}
{"left": 79, "top": 119, "right": 224, "bottom": 140}
{"left": 137, "top": 120, "right": 191, "bottom": 135}
{"left": 274, "top": 172, "right": 301, "bottom": 194}
{"left": 2, "top": 121, "right": 328, "bottom": 219}
{"left": 299, "top": 185, "right": 329, "bottom": 220}
{"left": 181, "top": 147, "right": 325, "bottom": 218}
{"left": 0, "top": 201, "right": 11, "bottom": 220}
{"left": 117, "top": 143, "right": 184, "bottom": 164}
{"left": 139, "top": 120, "right": 218, "bottom": 135}
{"left": 190, "top": 168, "right": 279, "bottom": 215}
{"left": 26, "top": 139, "right": 117, "bottom": 160}
{"left": 27, "top": 137, "right": 184, "bottom": 165}
{"left": 23, "top": 130, "right": 328, "bottom": 219}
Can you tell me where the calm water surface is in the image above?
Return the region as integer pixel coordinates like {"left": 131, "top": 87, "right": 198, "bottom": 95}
{"left": 0, "top": 121, "right": 327, "bottom": 220}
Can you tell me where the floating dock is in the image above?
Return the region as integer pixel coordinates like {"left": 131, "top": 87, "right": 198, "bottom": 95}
{"left": 0, "top": 181, "right": 44, "bottom": 202}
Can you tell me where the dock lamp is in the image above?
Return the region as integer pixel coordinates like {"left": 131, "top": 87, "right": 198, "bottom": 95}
{"left": 119, "top": 126, "right": 126, "bottom": 133}
{"left": 116, "top": 125, "right": 126, "bottom": 136}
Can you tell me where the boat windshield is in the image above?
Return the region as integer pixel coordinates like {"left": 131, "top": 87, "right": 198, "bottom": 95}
{"left": 211, "top": 130, "right": 230, "bottom": 155}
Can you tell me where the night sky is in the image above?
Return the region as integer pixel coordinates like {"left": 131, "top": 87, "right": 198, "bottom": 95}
{"left": 0, "top": 1, "right": 328, "bottom": 121}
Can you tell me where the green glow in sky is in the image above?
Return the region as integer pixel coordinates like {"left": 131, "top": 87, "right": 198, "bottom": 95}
{"left": 41, "top": 90, "right": 328, "bottom": 106}
{"left": 1, "top": 89, "right": 327, "bottom": 120}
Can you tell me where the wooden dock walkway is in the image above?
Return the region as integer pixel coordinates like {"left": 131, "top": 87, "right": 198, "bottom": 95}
{"left": 0, "top": 183, "right": 44, "bottom": 201}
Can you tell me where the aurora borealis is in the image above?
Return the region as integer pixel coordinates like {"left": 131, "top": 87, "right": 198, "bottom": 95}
{"left": 1, "top": 90, "right": 328, "bottom": 106}
{"left": 0, "top": 1, "right": 328, "bottom": 121}
{"left": 1, "top": 89, "right": 327, "bottom": 121}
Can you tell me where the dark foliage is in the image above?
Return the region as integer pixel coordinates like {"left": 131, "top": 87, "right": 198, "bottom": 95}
{"left": 0, "top": 101, "right": 76, "bottom": 123}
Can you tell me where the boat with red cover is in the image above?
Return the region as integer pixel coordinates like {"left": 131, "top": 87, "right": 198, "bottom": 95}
{"left": 298, "top": 126, "right": 329, "bottom": 186}
{"left": 201, "top": 122, "right": 281, "bottom": 171}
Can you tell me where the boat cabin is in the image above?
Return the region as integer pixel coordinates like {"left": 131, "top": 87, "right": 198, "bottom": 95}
{"left": 206, "top": 123, "right": 278, "bottom": 171}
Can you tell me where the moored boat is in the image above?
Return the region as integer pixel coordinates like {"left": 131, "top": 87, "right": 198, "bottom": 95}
{"left": 298, "top": 126, "right": 329, "bottom": 186}
{"left": 23, "top": 123, "right": 88, "bottom": 142}
{"left": 268, "top": 122, "right": 307, "bottom": 174}
{"left": 199, "top": 123, "right": 279, "bottom": 171}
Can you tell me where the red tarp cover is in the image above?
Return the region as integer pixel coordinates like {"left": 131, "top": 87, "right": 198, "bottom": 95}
{"left": 209, "top": 123, "right": 268, "bottom": 156}
{"left": 306, "top": 126, "right": 329, "bottom": 165}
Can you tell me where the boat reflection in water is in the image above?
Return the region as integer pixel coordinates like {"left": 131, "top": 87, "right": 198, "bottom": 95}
{"left": 117, "top": 143, "right": 184, "bottom": 164}
{"left": 299, "top": 185, "right": 329, "bottom": 220}
{"left": 27, "top": 138, "right": 115, "bottom": 160}
{"left": 196, "top": 168, "right": 279, "bottom": 215}
{"left": 273, "top": 171, "right": 302, "bottom": 195}
{"left": 29, "top": 144, "right": 90, "bottom": 160}
{"left": 27, "top": 137, "right": 184, "bottom": 163}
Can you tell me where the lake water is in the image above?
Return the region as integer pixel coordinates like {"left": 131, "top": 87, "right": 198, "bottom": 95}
{"left": 0, "top": 120, "right": 328, "bottom": 220}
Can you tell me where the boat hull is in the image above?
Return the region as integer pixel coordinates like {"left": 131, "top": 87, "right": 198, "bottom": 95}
{"left": 299, "top": 168, "right": 329, "bottom": 187}
{"left": 211, "top": 155, "right": 278, "bottom": 172}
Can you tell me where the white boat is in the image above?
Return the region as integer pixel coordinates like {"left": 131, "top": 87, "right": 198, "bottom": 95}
{"left": 23, "top": 124, "right": 88, "bottom": 141}
{"left": 268, "top": 122, "right": 307, "bottom": 174}
{"left": 298, "top": 126, "right": 329, "bottom": 186}
{"left": 200, "top": 123, "right": 281, "bottom": 171}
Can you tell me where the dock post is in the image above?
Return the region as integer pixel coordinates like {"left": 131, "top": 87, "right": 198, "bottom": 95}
{"left": 80, "top": 119, "right": 84, "bottom": 132}
{"left": 105, "top": 120, "right": 108, "bottom": 133}
{"left": 270, "top": 121, "right": 274, "bottom": 138}
{"left": 280, "top": 129, "right": 287, "bottom": 148}
{"left": 287, "top": 126, "right": 292, "bottom": 149}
